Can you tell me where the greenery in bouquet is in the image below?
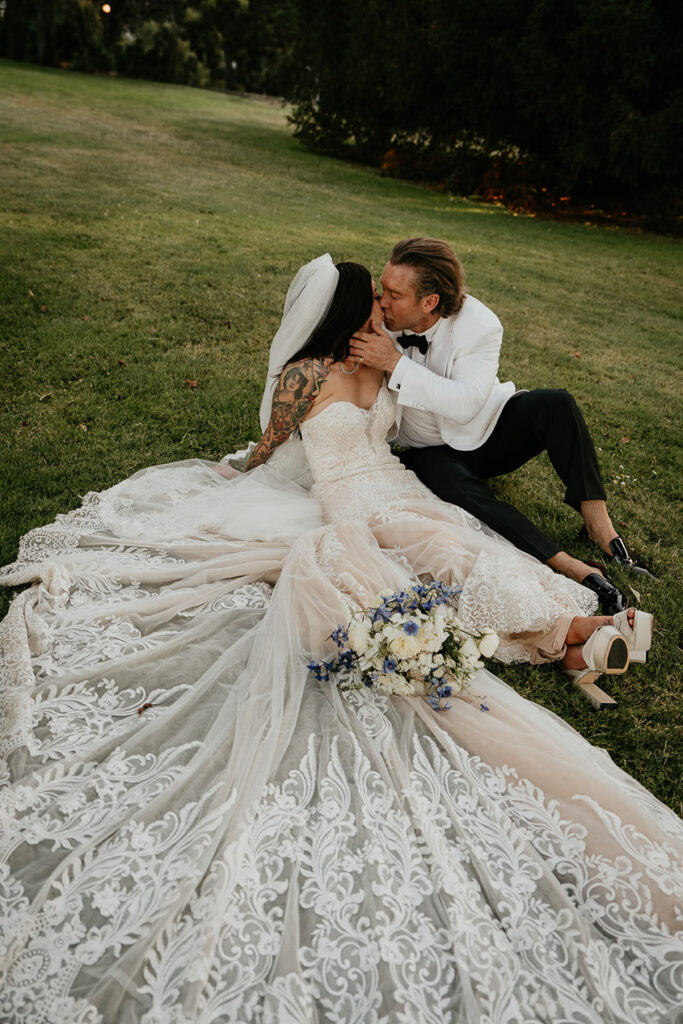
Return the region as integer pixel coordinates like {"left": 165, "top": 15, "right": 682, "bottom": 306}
{"left": 308, "top": 581, "right": 499, "bottom": 710}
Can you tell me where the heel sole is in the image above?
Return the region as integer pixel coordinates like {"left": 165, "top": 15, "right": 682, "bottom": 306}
{"left": 605, "top": 636, "right": 629, "bottom": 673}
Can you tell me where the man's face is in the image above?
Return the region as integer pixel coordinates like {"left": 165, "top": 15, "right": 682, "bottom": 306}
{"left": 379, "top": 263, "right": 436, "bottom": 332}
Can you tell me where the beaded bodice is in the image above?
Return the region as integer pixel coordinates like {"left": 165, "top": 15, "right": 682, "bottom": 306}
{"left": 299, "top": 385, "right": 430, "bottom": 522}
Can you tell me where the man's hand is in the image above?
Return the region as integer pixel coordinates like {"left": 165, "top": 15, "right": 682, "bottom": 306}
{"left": 349, "top": 328, "right": 401, "bottom": 373}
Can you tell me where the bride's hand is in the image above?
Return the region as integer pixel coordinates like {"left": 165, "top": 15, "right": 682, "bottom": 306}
{"left": 349, "top": 327, "right": 402, "bottom": 373}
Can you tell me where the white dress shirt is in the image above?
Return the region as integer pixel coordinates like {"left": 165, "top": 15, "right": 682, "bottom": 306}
{"left": 388, "top": 323, "right": 443, "bottom": 448}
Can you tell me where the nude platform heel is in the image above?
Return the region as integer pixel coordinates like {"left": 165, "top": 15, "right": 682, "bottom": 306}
{"left": 613, "top": 609, "right": 654, "bottom": 664}
{"left": 564, "top": 625, "right": 629, "bottom": 710}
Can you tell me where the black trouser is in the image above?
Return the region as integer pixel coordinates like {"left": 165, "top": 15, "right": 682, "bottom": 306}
{"left": 400, "top": 389, "right": 607, "bottom": 563}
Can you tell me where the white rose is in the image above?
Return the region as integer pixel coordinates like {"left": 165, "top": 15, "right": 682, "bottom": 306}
{"left": 389, "top": 635, "right": 422, "bottom": 660}
{"left": 421, "top": 623, "right": 446, "bottom": 652}
{"left": 478, "top": 631, "right": 499, "bottom": 658}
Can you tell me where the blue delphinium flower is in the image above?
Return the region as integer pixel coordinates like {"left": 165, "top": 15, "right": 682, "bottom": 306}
{"left": 403, "top": 620, "right": 419, "bottom": 636}
{"left": 428, "top": 695, "right": 440, "bottom": 709}
{"left": 371, "top": 605, "right": 392, "bottom": 623}
{"left": 383, "top": 657, "right": 398, "bottom": 673}
{"left": 330, "top": 625, "right": 349, "bottom": 647}
{"left": 480, "top": 700, "right": 490, "bottom": 712}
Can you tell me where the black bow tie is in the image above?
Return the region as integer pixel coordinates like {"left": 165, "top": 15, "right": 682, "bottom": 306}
{"left": 398, "top": 333, "right": 429, "bottom": 355}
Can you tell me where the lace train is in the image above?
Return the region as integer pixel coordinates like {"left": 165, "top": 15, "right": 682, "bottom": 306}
{"left": 1, "top": 441, "right": 681, "bottom": 1021}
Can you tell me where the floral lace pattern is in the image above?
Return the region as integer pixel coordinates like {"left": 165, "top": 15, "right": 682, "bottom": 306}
{"left": 1, "top": 690, "right": 680, "bottom": 1023}
{"left": 0, "top": 391, "right": 678, "bottom": 1021}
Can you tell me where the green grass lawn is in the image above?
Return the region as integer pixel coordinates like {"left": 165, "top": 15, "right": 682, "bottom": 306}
{"left": 1, "top": 61, "right": 681, "bottom": 811}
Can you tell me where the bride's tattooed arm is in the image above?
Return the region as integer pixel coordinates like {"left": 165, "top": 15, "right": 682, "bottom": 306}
{"left": 245, "top": 359, "right": 330, "bottom": 470}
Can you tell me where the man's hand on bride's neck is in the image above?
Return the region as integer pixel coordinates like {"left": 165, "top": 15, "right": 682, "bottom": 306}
{"left": 348, "top": 323, "right": 402, "bottom": 373}
{"left": 244, "top": 358, "right": 330, "bottom": 471}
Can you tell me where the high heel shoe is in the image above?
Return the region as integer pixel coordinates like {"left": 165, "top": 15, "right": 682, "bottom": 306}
{"left": 563, "top": 625, "right": 629, "bottom": 710}
{"left": 564, "top": 667, "right": 618, "bottom": 710}
{"left": 613, "top": 609, "right": 654, "bottom": 664}
{"left": 582, "top": 624, "right": 630, "bottom": 673}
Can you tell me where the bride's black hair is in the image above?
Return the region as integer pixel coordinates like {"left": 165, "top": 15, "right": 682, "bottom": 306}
{"left": 283, "top": 262, "right": 373, "bottom": 368}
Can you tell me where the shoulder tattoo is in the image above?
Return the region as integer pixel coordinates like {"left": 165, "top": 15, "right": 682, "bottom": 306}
{"left": 245, "top": 359, "right": 330, "bottom": 471}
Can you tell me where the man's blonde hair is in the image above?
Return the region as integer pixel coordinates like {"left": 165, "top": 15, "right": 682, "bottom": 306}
{"left": 389, "top": 237, "right": 465, "bottom": 317}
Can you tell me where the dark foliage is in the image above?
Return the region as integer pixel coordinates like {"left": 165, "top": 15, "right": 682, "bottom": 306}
{"left": 288, "top": 0, "right": 683, "bottom": 222}
{"left": 1, "top": 0, "right": 680, "bottom": 220}
{"left": 0, "top": 0, "right": 299, "bottom": 93}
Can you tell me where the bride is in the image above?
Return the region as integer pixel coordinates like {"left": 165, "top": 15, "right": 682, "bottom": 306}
{"left": 0, "top": 255, "right": 680, "bottom": 1023}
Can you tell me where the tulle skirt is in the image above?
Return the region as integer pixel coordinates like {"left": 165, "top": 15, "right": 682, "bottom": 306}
{"left": 0, "top": 459, "right": 680, "bottom": 1023}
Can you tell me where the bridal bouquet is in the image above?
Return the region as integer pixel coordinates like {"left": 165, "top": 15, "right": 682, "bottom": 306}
{"left": 308, "top": 581, "right": 499, "bottom": 710}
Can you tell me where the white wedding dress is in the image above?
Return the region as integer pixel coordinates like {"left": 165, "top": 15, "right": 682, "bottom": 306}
{"left": 1, "top": 386, "right": 681, "bottom": 1024}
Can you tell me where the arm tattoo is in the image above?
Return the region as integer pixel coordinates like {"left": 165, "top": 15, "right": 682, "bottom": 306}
{"left": 245, "top": 359, "right": 330, "bottom": 471}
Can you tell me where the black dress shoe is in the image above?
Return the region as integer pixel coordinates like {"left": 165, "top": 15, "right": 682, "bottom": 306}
{"left": 578, "top": 527, "right": 658, "bottom": 580}
{"left": 581, "top": 572, "right": 629, "bottom": 615}
{"left": 608, "top": 537, "right": 658, "bottom": 580}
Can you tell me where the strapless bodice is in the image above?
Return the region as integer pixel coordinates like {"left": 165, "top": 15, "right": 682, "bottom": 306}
{"left": 299, "top": 386, "right": 430, "bottom": 522}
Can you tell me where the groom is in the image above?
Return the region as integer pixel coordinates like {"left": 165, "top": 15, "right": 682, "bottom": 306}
{"left": 351, "top": 236, "right": 651, "bottom": 614}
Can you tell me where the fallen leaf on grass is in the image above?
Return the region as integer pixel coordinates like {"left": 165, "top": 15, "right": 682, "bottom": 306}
{"left": 80, "top": 315, "right": 91, "bottom": 321}
{"left": 118, "top": 359, "right": 126, "bottom": 367}
{"left": 570, "top": 351, "right": 582, "bottom": 358}
{"left": 185, "top": 379, "right": 198, "bottom": 388}
{"left": 627, "top": 584, "right": 641, "bottom": 604}
{"left": 40, "top": 305, "right": 48, "bottom": 313}
{"left": 621, "top": 436, "right": 631, "bottom": 443}
{"left": 78, "top": 423, "right": 88, "bottom": 432}
{"left": 38, "top": 392, "right": 52, "bottom": 402}
{"left": 28, "top": 289, "right": 35, "bottom": 299}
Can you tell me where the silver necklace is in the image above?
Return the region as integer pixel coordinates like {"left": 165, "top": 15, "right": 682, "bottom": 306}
{"left": 338, "top": 357, "right": 361, "bottom": 375}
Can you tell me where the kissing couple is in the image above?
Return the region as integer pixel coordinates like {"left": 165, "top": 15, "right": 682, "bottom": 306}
{"left": 0, "top": 239, "right": 677, "bottom": 1023}
{"left": 237, "top": 236, "right": 654, "bottom": 706}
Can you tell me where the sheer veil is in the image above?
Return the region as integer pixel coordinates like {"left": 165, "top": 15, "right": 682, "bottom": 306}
{"left": 219, "top": 253, "right": 339, "bottom": 484}
{"left": 259, "top": 253, "right": 339, "bottom": 429}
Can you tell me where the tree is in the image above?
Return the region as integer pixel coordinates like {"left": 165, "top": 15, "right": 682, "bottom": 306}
{"left": 288, "top": 0, "right": 683, "bottom": 217}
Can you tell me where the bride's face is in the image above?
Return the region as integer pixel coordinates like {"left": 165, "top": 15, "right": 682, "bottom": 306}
{"left": 360, "top": 281, "right": 383, "bottom": 333}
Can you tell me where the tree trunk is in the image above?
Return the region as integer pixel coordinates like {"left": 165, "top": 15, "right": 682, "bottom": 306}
{"left": 35, "top": 0, "right": 56, "bottom": 65}
{"left": 3, "top": 0, "right": 27, "bottom": 60}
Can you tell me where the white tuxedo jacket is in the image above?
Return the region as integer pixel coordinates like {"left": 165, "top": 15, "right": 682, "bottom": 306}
{"left": 388, "top": 294, "right": 516, "bottom": 451}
